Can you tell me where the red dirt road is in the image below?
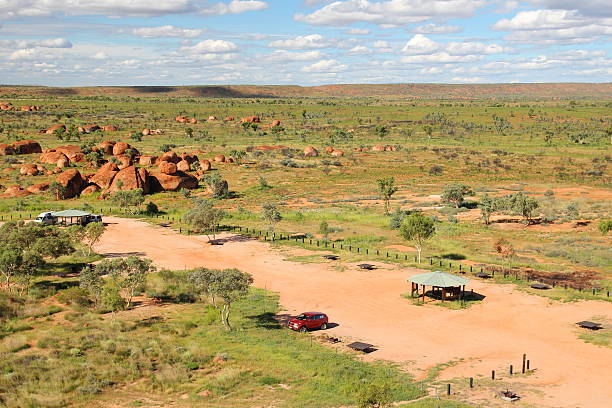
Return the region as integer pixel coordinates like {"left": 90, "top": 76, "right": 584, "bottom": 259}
{"left": 96, "top": 217, "right": 612, "bottom": 408}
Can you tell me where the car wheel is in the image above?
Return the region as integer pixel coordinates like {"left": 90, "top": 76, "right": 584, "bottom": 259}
{"left": 299, "top": 326, "right": 308, "bottom": 333}
{"left": 320, "top": 323, "right": 328, "bottom": 330}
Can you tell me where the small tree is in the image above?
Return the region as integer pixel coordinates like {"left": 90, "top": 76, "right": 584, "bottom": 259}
{"left": 187, "top": 267, "right": 218, "bottom": 305}
{"left": 111, "top": 189, "right": 145, "bottom": 214}
{"left": 377, "top": 177, "right": 398, "bottom": 214}
{"left": 356, "top": 382, "right": 392, "bottom": 408}
{"left": 374, "top": 125, "right": 388, "bottom": 139}
{"left": 423, "top": 125, "right": 433, "bottom": 140}
{"left": 261, "top": 203, "right": 282, "bottom": 233}
{"left": 318, "top": 221, "right": 330, "bottom": 241}
{"left": 599, "top": 219, "right": 612, "bottom": 235}
{"left": 229, "top": 149, "right": 247, "bottom": 164}
{"left": 493, "top": 238, "right": 515, "bottom": 267}
{"left": 49, "top": 181, "right": 66, "bottom": 200}
{"left": 441, "top": 183, "right": 473, "bottom": 208}
{"left": 399, "top": 213, "right": 435, "bottom": 263}
{"left": 95, "top": 256, "right": 156, "bottom": 309}
{"left": 82, "top": 222, "right": 105, "bottom": 256}
{"left": 79, "top": 266, "right": 103, "bottom": 306}
{"left": 478, "top": 193, "right": 495, "bottom": 225}
{"left": 203, "top": 173, "right": 229, "bottom": 199}
{"left": 208, "top": 268, "right": 253, "bottom": 330}
{"left": 0, "top": 247, "right": 43, "bottom": 293}
{"left": 183, "top": 199, "right": 225, "bottom": 241}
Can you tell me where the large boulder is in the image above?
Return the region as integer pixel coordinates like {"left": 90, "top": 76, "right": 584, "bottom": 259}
{"left": 54, "top": 145, "right": 83, "bottom": 161}
{"left": 200, "top": 159, "right": 212, "bottom": 171}
{"left": 40, "top": 151, "right": 69, "bottom": 165}
{"left": 241, "top": 116, "right": 260, "bottom": 123}
{"left": 304, "top": 146, "right": 318, "bottom": 157}
{"left": 26, "top": 182, "right": 50, "bottom": 194}
{"left": 159, "top": 161, "right": 177, "bottom": 175}
{"left": 45, "top": 124, "right": 66, "bottom": 134}
{"left": 271, "top": 120, "right": 281, "bottom": 127}
{"left": 12, "top": 140, "right": 42, "bottom": 154}
{"left": 2, "top": 185, "right": 31, "bottom": 198}
{"left": 97, "top": 141, "right": 116, "bottom": 155}
{"left": 81, "top": 124, "right": 100, "bottom": 133}
{"left": 112, "top": 141, "right": 130, "bottom": 156}
{"left": 56, "top": 156, "right": 70, "bottom": 168}
{"left": 20, "top": 164, "right": 39, "bottom": 176}
{"left": 191, "top": 118, "right": 199, "bottom": 124}
{"left": 159, "top": 151, "right": 180, "bottom": 164}
{"left": 176, "top": 160, "right": 191, "bottom": 172}
{"left": 176, "top": 115, "right": 188, "bottom": 123}
{"left": 89, "top": 162, "right": 119, "bottom": 189}
{"left": 150, "top": 171, "right": 198, "bottom": 192}
{"left": 81, "top": 184, "right": 100, "bottom": 195}
{"left": 115, "top": 155, "right": 133, "bottom": 169}
{"left": 57, "top": 169, "right": 84, "bottom": 199}
{"left": 139, "top": 155, "right": 157, "bottom": 166}
{"left": 108, "top": 166, "right": 150, "bottom": 194}
{"left": 0, "top": 144, "right": 15, "bottom": 155}
{"left": 213, "top": 154, "right": 225, "bottom": 163}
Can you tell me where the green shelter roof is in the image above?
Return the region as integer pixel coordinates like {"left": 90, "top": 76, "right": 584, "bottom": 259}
{"left": 51, "top": 209, "right": 91, "bottom": 218}
{"left": 408, "top": 271, "right": 469, "bottom": 288}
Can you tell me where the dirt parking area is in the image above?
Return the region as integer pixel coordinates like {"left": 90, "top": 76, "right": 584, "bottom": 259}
{"left": 96, "top": 217, "right": 612, "bottom": 408}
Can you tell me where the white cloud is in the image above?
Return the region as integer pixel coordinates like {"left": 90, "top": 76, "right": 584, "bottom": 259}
{"left": 492, "top": 9, "right": 612, "bottom": 44}
{"left": 402, "top": 34, "right": 511, "bottom": 56}
{"left": 451, "top": 76, "right": 483, "bottom": 82}
{"left": 346, "top": 28, "right": 371, "bottom": 35}
{"left": 8, "top": 48, "right": 37, "bottom": 60}
{"left": 268, "top": 34, "right": 332, "bottom": 49}
{"left": 420, "top": 66, "right": 442, "bottom": 74}
{"left": 131, "top": 25, "right": 202, "bottom": 38}
{"left": 180, "top": 39, "right": 238, "bottom": 53}
{"left": 347, "top": 45, "right": 371, "bottom": 55}
{"left": 201, "top": 0, "right": 268, "bottom": 16}
{"left": 401, "top": 34, "right": 439, "bottom": 55}
{"left": 295, "top": 0, "right": 486, "bottom": 26}
{"left": 91, "top": 51, "right": 108, "bottom": 60}
{"left": 528, "top": 0, "right": 612, "bottom": 18}
{"left": 0, "top": 38, "right": 72, "bottom": 49}
{"left": 301, "top": 59, "right": 348, "bottom": 72}
{"left": 413, "top": 24, "right": 462, "bottom": 34}
{"left": 401, "top": 52, "right": 482, "bottom": 63}
{"left": 1, "top": 0, "right": 268, "bottom": 19}
{"left": 265, "top": 50, "right": 326, "bottom": 62}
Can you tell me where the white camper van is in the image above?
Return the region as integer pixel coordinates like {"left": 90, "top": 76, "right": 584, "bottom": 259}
{"left": 35, "top": 212, "right": 57, "bottom": 225}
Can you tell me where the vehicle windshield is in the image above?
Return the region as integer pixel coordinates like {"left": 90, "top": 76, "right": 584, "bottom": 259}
{"left": 296, "top": 314, "right": 309, "bottom": 320}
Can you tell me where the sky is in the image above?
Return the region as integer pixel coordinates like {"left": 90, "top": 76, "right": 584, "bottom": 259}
{"left": 0, "top": 0, "right": 611, "bottom": 86}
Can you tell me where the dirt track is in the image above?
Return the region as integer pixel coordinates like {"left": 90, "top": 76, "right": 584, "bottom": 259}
{"left": 96, "top": 217, "right": 612, "bottom": 408}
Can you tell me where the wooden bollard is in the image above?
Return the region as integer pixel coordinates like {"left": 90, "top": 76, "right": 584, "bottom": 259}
{"left": 469, "top": 377, "right": 473, "bottom": 388}
{"left": 527, "top": 360, "right": 530, "bottom": 370}
{"left": 366, "top": 249, "right": 368, "bottom": 255}
{"left": 395, "top": 253, "right": 398, "bottom": 259}
{"left": 522, "top": 354, "right": 526, "bottom": 374}
{"left": 447, "top": 384, "right": 451, "bottom": 395}
{"left": 491, "top": 370, "right": 495, "bottom": 380}
{"left": 386, "top": 252, "right": 389, "bottom": 257}
{"left": 349, "top": 246, "right": 352, "bottom": 251}
{"left": 509, "top": 365, "right": 513, "bottom": 375}
{"left": 430, "top": 258, "right": 433, "bottom": 265}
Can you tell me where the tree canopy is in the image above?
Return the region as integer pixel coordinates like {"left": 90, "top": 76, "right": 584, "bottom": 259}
{"left": 399, "top": 213, "right": 435, "bottom": 263}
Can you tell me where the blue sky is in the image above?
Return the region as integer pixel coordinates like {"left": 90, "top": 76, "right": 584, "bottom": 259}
{"left": 0, "top": 0, "right": 610, "bottom": 86}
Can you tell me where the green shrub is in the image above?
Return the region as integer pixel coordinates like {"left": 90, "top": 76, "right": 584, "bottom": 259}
{"left": 57, "top": 287, "right": 91, "bottom": 307}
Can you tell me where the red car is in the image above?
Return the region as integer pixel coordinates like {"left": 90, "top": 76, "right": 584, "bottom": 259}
{"left": 287, "top": 312, "right": 329, "bottom": 332}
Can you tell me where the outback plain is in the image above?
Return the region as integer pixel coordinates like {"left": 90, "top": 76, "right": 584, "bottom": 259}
{"left": 0, "top": 84, "right": 611, "bottom": 408}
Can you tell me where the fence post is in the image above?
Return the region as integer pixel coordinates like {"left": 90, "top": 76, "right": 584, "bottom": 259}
{"left": 522, "top": 354, "right": 526, "bottom": 374}
{"left": 386, "top": 252, "right": 389, "bottom": 257}
{"left": 491, "top": 370, "right": 495, "bottom": 380}
{"left": 447, "top": 384, "right": 451, "bottom": 395}
{"left": 366, "top": 249, "right": 368, "bottom": 255}
{"left": 509, "top": 365, "right": 513, "bottom": 375}
{"left": 469, "top": 377, "right": 473, "bottom": 388}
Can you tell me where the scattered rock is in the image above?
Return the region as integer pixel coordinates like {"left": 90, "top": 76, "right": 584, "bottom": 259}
{"left": 191, "top": 118, "right": 199, "bottom": 124}
{"left": 304, "top": 146, "right": 318, "bottom": 157}
{"left": 142, "top": 128, "right": 151, "bottom": 136}
{"left": 150, "top": 171, "right": 198, "bottom": 192}
{"left": 241, "top": 116, "right": 260, "bottom": 123}
{"left": 139, "top": 155, "right": 157, "bottom": 166}
{"left": 330, "top": 150, "right": 344, "bottom": 157}
{"left": 26, "top": 182, "right": 50, "bottom": 194}
{"left": 0, "top": 144, "right": 15, "bottom": 155}
{"left": 108, "top": 166, "right": 150, "bottom": 194}
{"left": 213, "top": 154, "right": 225, "bottom": 163}
{"left": 175, "top": 115, "right": 188, "bottom": 123}
{"left": 115, "top": 155, "right": 133, "bottom": 169}
{"left": 159, "top": 151, "right": 180, "bottom": 164}
{"left": 159, "top": 161, "right": 177, "bottom": 175}
{"left": 197, "top": 390, "right": 212, "bottom": 397}
{"left": 102, "top": 125, "right": 118, "bottom": 131}
{"left": 56, "top": 169, "right": 84, "bottom": 199}
{"left": 81, "top": 124, "right": 100, "bottom": 133}
{"left": 90, "top": 162, "right": 119, "bottom": 189}
{"left": 325, "top": 146, "right": 334, "bottom": 153}
{"left": 81, "top": 184, "right": 99, "bottom": 195}
{"left": 2, "top": 185, "right": 31, "bottom": 198}
{"left": 177, "top": 160, "right": 191, "bottom": 172}
{"left": 372, "top": 145, "right": 385, "bottom": 152}
{"left": 97, "top": 141, "right": 116, "bottom": 155}
{"left": 224, "top": 116, "right": 234, "bottom": 122}
{"left": 200, "top": 159, "right": 211, "bottom": 172}
{"left": 271, "top": 119, "right": 281, "bottom": 127}
{"left": 45, "top": 124, "right": 66, "bottom": 135}
{"left": 40, "top": 151, "right": 69, "bottom": 165}
{"left": 20, "top": 164, "right": 39, "bottom": 176}
{"left": 112, "top": 141, "right": 130, "bottom": 156}
{"left": 12, "top": 140, "right": 42, "bottom": 154}
{"left": 207, "top": 116, "right": 216, "bottom": 122}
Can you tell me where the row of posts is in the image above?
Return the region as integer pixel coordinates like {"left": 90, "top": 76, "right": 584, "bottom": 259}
{"left": 444, "top": 354, "right": 532, "bottom": 396}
